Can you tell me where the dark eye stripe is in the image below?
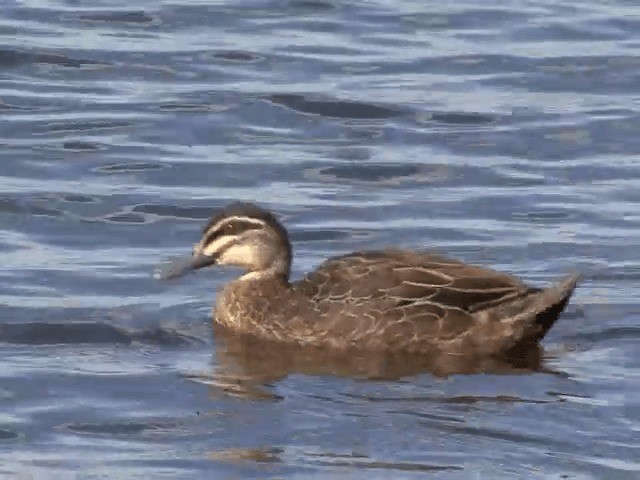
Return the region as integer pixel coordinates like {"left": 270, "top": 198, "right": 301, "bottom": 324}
{"left": 203, "top": 220, "right": 263, "bottom": 246}
{"left": 228, "top": 221, "right": 263, "bottom": 233}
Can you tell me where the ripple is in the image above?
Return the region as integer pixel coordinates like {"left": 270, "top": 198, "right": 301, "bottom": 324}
{"left": 430, "top": 111, "right": 496, "bottom": 125}
{"left": 307, "top": 453, "right": 462, "bottom": 473}
{"left": 563, "top": 326, "right": 640, "bottom": 344}
{"left": 103, "top": 212, "right": 148, "bottom": 224}
{"left": 333, "top": 147, "right": 371, "bottom": 161}
{"left": 94, "top": 162, "right": 164, "bottom": 174}
{"left": 402, "top": 8, "right": 531, "bottom": 31}
{"left": 512, "top": 209, "right": 575, "bottom": 224}
{"left": 591, "top": 268, "right": 640, "bottom": 281}
{"left": 42, "top": 120, "right": 132, "bottom": 135}
{"left": 132, "top": 204, "right": 212, "bottom": 220}
{"left": 66, "top": 420, "right": 172, "bottom": 435}
{"left": 33, "top": 140, "right": 106, "bottom": 153}
{"left": 512, "top": 22, "right": 624, "bottom": 42}
{"left": 486, "top": 55, "right": 640, "bottom": 95}
{"left": 290, "top": 229, "right": 351, "bottom": 242}
{"left": 0, "top": 101, "right": 37, "bottom": 111}
{"left": 0, "top": 197, "right": 64, "bottom": 218}
{"left": 319, "top": 164, "right": 418, "bottom": 182}
{"left": 441, "top": 395, "right": 555, "bottom": 405}
{"left": 157, "top": 103, "right": 220, "bottom": 112}
{"left": 438, "top": 423, "right": 568, "bottom": 449}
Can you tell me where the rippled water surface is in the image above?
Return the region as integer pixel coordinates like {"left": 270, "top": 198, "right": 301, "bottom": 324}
{"left": 1, "top": 0, "right": 639, "bottom": 478}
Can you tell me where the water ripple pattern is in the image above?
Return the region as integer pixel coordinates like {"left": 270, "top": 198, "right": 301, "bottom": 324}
{"left": 1, "top": 0, "right": 638, "bottom": 478}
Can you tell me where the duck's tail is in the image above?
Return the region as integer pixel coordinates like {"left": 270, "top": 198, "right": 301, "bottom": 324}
{"left": 478, "top": 273, "right": 581, "bottom": 355}
{"left": 529, "top": 273, "right": 581, "bottom": 341}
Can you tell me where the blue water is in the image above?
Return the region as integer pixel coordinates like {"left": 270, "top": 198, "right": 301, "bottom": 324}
{"left": 1, "top": 0, "right": 639, "bottom": 478}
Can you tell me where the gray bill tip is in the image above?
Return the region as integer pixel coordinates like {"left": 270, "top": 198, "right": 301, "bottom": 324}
{"left": 154, "top": 254, "right": 216, "bottom": 281}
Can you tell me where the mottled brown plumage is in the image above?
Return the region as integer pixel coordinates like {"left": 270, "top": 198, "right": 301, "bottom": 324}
{"left": 161, "top": 202, "right": 580, "bottom": 357}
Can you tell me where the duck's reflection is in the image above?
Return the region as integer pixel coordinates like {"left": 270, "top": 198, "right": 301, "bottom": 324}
{"left": 187, "top": 325, "right": 556, "bottom": 400}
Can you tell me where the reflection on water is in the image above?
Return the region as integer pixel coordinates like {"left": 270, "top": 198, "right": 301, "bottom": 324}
{"left": 184, "top": 325, "right": 564, "bottom": 403}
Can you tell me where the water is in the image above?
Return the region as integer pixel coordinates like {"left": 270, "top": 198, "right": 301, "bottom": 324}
{"left": 1, "top": 0, "right": 639, "bottom": 478}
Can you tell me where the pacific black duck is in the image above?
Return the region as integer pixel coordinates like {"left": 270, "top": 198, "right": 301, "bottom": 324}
{"left": 160, "top": 202, "right": 580, "bottom": 357}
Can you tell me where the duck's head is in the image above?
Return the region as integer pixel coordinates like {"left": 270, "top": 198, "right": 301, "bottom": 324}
{"left": 159, "top": 202, "right": 291, "bottom": 280}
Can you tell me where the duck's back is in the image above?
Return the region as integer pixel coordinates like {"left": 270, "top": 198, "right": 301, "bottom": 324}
{"left": 291, "top": 249, "right": 578, "bottom": 354}
{"left": 296, "top": 249, "right": 533, "bottom": 306}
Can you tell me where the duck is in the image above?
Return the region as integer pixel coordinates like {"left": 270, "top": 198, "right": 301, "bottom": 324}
{"left": 160, "top": 201, "right": 580, "bottom": 357}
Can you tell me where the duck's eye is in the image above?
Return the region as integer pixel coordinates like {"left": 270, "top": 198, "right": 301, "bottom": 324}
{"left": 226, "top": 223, "right": 234, "bottom": 232}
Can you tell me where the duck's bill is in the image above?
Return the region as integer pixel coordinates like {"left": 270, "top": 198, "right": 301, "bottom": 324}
{"left": 155, "top": 254, "right": 217, "bottom": 280}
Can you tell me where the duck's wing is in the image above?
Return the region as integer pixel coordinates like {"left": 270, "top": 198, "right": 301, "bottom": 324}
{"left": 292, "top": 249, "right": 579, "bottom": 353}
{"left": 294, "top": 249, "right": 536, "bottom": 314}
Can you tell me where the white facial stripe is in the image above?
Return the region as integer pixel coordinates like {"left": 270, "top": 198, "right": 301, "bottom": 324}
{"left": 223, "top": 216, "right": 267, "bottom": 227}
{"left": 203, "top": 216, "right": 267, "bottom": 239}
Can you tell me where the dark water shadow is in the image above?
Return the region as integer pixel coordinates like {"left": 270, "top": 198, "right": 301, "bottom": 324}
{"left": 0, "top": 429, "right": 20, "bottom": 442}
{"left": 430, "top": 111, "right": 496, "bottom": 125}
{"left": 0, "top": 47, "right": 106, "bottom": 69}
{"left": 210, "top": 50, "right": 263, "bottom": 63}
{"left": 75, "top": 11, "right": 158, "bottom": 25}
{"left": 191, "top": 326, "right": 560, "bottom": 400}
{"left": 60, "top": 140, "right": 103, "bottom": 151}
{"left": 265, "top": 94, "right": 406, "bottom": 119}
{"left": 319, "top": 163, "right": 419, "bottom": 182}
{"left": 0, "top": 321, "right": 201, "bottom": 347}
{"left": 65, "top": 420, "right": 173, "bottom": 436}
